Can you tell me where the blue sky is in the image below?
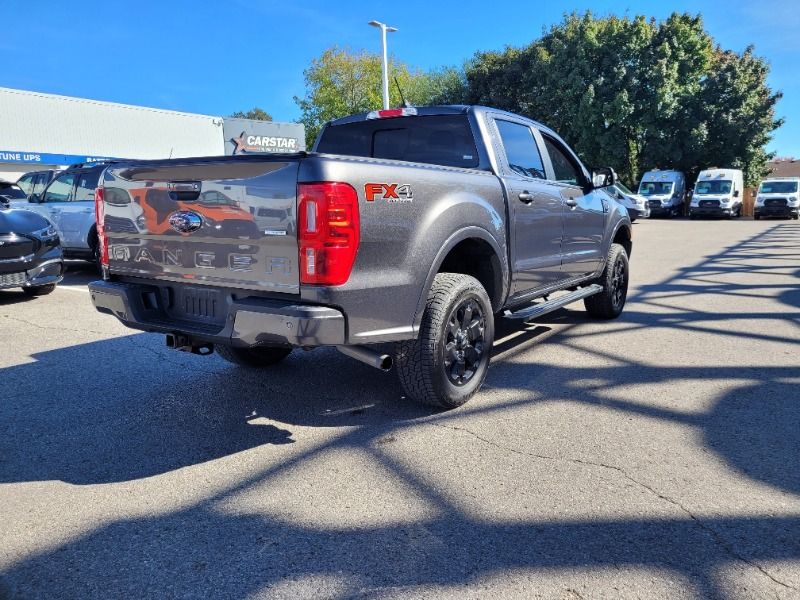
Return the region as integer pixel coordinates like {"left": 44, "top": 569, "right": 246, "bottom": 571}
{"left": 2, "top": 0, "right": 797, "bottom": 156}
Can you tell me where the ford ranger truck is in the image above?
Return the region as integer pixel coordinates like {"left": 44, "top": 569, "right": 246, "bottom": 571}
{"left": 89, "top": 106, "right": 632, "bottom": 409}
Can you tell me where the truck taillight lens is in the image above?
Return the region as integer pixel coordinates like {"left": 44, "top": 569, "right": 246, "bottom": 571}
{"left": 94, "top": 186, "right": 109, "bottom": 267}
{"left": 298, "top": 182, "right": 360, "bottom": 285}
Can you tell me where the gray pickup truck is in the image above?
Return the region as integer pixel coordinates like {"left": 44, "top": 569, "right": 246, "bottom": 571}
{"left": 89, "top": 105, "right": 632, "bottom": 408}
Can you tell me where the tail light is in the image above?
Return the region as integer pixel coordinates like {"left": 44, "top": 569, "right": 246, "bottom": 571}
{"left": 94, "top": 186, "right": 109, "bottom": 267}
{"left": 298, "top": 182, "right": 360, "bottom": 285}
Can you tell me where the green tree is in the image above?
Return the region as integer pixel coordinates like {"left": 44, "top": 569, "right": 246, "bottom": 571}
{"left": 465, "top": 12, "right": 781, "bottom": 186}
{"left": 230, "top": 107, "right": 273, "bottom": 121}
{"left": 294, "top": 47, "right": 467, "bottom": 147}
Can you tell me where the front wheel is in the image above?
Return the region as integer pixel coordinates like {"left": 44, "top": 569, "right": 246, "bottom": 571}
{"left": 216, "top": 344, "right": 292, "bottom": 368}
{"left": 396, "top": 273, "right": 494, "bottom": 409}
{"left": 584, "top": 243, "right": 629, "bottom": 319}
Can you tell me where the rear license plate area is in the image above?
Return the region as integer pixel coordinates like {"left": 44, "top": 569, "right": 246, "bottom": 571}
{"left": 165, "top": 286, "right": 225, "bottom": 325}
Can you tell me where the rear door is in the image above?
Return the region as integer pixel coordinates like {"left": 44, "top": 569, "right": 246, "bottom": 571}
{"left": 540, "top": 134, "right": 605, "bottom": 278}
{"left": 102, "top": 158, "right": 301, "bottom": 294}
{"left": 493, "top": 117, "right": 564, "bottom": 294}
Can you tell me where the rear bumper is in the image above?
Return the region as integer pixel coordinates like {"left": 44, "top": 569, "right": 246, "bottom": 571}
{"left": 88, "top": 280, "right": 346, "bottom": 347}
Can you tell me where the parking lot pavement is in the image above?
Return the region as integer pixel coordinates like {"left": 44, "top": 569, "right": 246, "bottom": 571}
{"left": 1, "top": 219, "right": 799, "bottom": 599}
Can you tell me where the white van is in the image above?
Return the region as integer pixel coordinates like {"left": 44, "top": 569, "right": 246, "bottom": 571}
{"left": 689, "top": 168, "right": 744, "bottom": 219}
{"left": 638, "top": 170, "right": 686, "bottom": 217}
{"left": 754, "top": 177, "right": 800, "bottom": 220}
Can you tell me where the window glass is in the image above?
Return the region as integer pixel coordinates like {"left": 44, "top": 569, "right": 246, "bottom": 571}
{"left": 639, "top": 182, "right": 674, "bottom": 196}
{"left": 33, "top": 173, "right": 50, "bottom": 195}
{"left": 759, "top": 181, "right": 798, "bottom": 194}
{"left": 74, "top": 170, "right": 100, "bottom": 202}
{"left": 317, "top": 115, "right": 480, "bottom": 169}
{"left": 43, "top": 173, "right": 75, "bottom": 202}
{"left": 495, "top": 120, "right": 545, "bottom": 179}
{"left": 695, "top": 180, "right": 732, "bottom": 195}
{"left": 543, "top": 137, "right": 581, "bottom": 185}
{"left": 17, "top": 175, "right": 34, "bottom": 195}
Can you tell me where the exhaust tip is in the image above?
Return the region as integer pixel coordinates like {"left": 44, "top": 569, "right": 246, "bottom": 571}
{"left": 378, "top": 355, "right": 393, "bottom": 372}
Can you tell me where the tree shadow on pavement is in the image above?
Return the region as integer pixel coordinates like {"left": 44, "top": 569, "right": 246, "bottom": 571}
{"left": 1, "top": 224, "right": 799, "bottom": 598}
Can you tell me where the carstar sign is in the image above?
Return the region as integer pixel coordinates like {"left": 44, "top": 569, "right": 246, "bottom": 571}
{"left": 231, "top": 132, "right": 298, "bottom": 154}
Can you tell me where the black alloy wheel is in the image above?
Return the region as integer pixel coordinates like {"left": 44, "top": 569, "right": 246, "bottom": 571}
{"left": 443, "top": 297, "right": 486, "bottom": 386}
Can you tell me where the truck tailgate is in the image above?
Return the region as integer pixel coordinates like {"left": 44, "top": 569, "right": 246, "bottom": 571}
{"left": 101, "top": 157, "right": 301, "bottom": 294}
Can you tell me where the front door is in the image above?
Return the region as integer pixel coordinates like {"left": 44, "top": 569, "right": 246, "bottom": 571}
{"left": 540, "top": 135, "right": 605, "bottom": 278}
{"left": 40, "top": 171, "right": 76, "bottom": 245}
{"left": 57, "top": 169, "right": 99, "bottom": 250}
{"left": 494, "top": 118, "right": 564, "bottom": 295}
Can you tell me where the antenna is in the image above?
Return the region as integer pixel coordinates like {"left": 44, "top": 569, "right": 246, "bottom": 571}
{"left": 394, "top": 76, "right": 411, "bottom": 108}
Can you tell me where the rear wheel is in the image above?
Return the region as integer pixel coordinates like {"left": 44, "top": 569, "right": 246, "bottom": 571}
{"left": 396, "top": 273, "right": 494, "bottom": 409}
{"left": 754, "top": 213, "right": 761, "bottom": 220}
{"left": 216, "top": 344, "right": 292, "bottom": 368}
{"left": 22, "top": 283, "right": 56, "bottom": 296}
{"left": 584, "top": 243, "right": 629, "bottom": 320}
{"left": 91, "top": 231, "right": 106, "bottom": 274}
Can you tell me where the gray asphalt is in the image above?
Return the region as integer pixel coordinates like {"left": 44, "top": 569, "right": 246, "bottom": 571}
{"left": 1, "top": 219, "right": 799, "bottom": 600}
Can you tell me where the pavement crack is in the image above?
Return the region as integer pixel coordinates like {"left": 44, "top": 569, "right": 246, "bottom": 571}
{"left": 0, "top": 314, "right": 106, "bottom": 336}
{"left": 433, "top": 422, "right": 797, "bottom": 592}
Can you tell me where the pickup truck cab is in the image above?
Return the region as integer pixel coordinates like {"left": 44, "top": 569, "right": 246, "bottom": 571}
{"left": 89, "top": 105, "right": 632, "bottom": 408}
{"left": 754, "top": 177, "right": 800, "bottom": 220}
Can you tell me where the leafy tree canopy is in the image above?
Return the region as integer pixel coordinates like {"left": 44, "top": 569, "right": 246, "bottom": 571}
{"left": 465, "top": 12, "right": 782, "bottom": 186}
{"left": 294, "top": 47, "right": 466, "bottom": 147}
{"left": 230, "top": 107, "right": 273, "bottom": 121}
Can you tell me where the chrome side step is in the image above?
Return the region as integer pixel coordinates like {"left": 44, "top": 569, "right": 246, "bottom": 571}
{"left": 505, "top": 284, "right": 603, "bottom": 321}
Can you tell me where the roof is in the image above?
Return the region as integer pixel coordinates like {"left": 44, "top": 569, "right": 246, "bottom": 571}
{"left": 768, "top": 158, "right": 800, "bottom": 178}
{"left": 325, "top": 105, "right": 560, "bottom": 138}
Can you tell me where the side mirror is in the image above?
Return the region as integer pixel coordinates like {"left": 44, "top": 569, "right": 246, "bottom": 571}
{"left": 734, "top": 190, "right": 740, "bottom": 198}
{"left": 28, "top": 193, "right": 41, "bottom": 203}
{"left": 592, "top": 166, "right": 616, "bottom": 189}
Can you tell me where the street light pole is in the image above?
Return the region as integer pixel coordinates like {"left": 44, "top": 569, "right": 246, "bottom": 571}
{"left": 368, "top": 20, "right": 397, "bottom": 110}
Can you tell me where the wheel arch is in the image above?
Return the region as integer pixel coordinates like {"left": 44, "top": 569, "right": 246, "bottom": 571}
{"left": 413, "top": 227, "right": 509, "bottom": 332}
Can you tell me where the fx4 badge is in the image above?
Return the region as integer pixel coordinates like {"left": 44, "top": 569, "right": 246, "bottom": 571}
{"left": 364, "top": 183, "right": 413, "bottom": 203}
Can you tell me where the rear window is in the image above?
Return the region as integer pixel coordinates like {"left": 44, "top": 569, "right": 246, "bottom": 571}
{"left": 316, "top": 115, "right": 480, "bottom": 169}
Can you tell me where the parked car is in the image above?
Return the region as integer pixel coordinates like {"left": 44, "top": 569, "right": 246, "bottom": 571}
{"left": 689, "top": 168, "right": 745, "bottom": 219}
{"left": 607, "top": 182, "right": 649, "bottom": 221}
{"left": 89, "top": 105, "right": 632, "bottom": 409}
{"left": 0, "top": 180, "right": 28, "bottom": 204}
{"left": 0, "top": 196, "right": 64, "bottom": 296}
{"left": 754, "top": 177, "right": 799, "bottom": 220}
{"left": 13, "top": 162, "right": 111, "bottom": 267}
{"left": 638, "top": 170, "right": 686, "bottom": 217}
{"left": 16, "top": 169, "right": 57, "bottom": 198}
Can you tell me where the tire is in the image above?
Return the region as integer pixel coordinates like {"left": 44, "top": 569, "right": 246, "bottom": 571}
{"left": 395, "top": 273, "right": 494, "bottom": 409}
{"left": 91, "top": 234, "right": 103, "bottom": 274}
{"left": 584, "top": 243, "right": 629, "bottom": 320}
{"left": 22, "top": 283, "right": 57, "bottom": 296}
{"left": 754, "top": 214, "right": 761, "bottom": 220}
{"left": 216, "top": 344, "right": 292, "bottom": 368}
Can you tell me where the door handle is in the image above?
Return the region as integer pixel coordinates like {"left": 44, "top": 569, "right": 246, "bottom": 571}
{"left": 565, "top": 198, "right": 578, "bottom": 208}
{"left": 518, "top": 191, "right": 533, "bottom": 204}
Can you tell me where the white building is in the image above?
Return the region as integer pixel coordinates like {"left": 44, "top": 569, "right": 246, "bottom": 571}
{"left": 0, "top": 87, "right": 304, "bottom": 182}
